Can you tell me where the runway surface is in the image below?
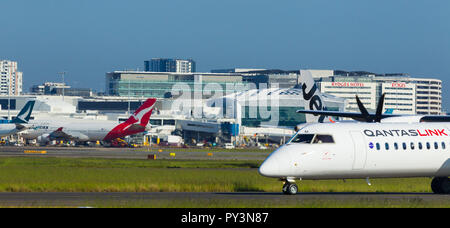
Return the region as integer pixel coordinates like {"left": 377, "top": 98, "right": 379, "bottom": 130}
{"left": 0, "top": 146, "right": 270, "bottom": 160}
{"left": 0, "top": 192, "right": 448, "bottom": 207}
{"left": 0, "top": 146, "right": 448, "bottom": 207}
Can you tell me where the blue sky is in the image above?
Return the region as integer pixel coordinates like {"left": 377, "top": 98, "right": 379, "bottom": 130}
{"left": 1, "top": 0, "right": 449, "bottom": 109}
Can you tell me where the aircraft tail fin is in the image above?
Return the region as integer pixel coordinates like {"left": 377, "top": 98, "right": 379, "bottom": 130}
{"left": 124, "top": 98, "right": 157, "bottom": 127}
{"left": 11, "top": 100, "right": 35, "bottom": 124}
{"left": 103, "top": 98, "right": 157, "bottom": 141}
{"left": 299, "top": 70, "right": 326, "bottom": 123}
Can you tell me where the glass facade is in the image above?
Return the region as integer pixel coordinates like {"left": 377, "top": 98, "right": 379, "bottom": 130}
{"left": 111, "top": 79, "right": 250, "bottom": 99}
{"left": 0, "top": 99, "right": 16, "bottom": 110}
{"left": 78, "top": 101, "right": 145, "bottom": 111}
{"left": 117, "top": 80, "right": 184, "bottom": 98}
{"left": 241, "top": 106, "right": 340, "bottom": 127}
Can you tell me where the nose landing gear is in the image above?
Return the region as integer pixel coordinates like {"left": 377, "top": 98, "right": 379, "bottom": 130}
{"left": 431, "top": 177, "right": 450, "bottom": 194}
{"left": 282, "top": 182, "right": 298, "bottom": 195}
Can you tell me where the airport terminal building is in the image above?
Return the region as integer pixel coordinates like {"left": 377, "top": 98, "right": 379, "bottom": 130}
{"left": 0, "top": 69, "right": 443, "bottom": 146}
{"left": 205, "top": 87, "right": 346, "bottom": 127}
{"left": 106, "top": 69, "right": 443, "bottom": 115}
{"left": 105, "top": 71, "right": 245, "bottom": 99}
{"left": 315, "top": 72, "right": 442, "bottom": 115}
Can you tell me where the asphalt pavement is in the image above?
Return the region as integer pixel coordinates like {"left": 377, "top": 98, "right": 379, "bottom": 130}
{"left": 0, "top": 192, "right": 448, "bottom": 207}
{"left": 0, "top": 146, "right": 271, "bottom": 160}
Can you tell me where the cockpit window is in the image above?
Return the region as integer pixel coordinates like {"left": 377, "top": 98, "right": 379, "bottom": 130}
{"left": 290, "top": 134, "right": 315, "bottom": 144}
{"left": 289, "top": 134, "right": 335, "bottom": 144}
{"left": 313, "top": 135, "right": 335, "bottom": 144}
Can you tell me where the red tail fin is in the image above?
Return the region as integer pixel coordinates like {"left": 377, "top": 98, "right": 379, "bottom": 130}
{"left": 124, "top": 98, "right": 157, "bottom": 127}
{"left": 103, "top": 98, "right": 157, "bottom": 141}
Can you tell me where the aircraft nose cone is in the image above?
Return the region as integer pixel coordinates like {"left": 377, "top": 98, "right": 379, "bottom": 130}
{"left": 258, "top": 157, "right": 280, "bottom": 177}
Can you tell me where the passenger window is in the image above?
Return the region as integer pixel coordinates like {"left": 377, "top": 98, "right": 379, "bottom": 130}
{"left": 418, "top": 142, "right": 423, "bottom": 150}
{"left": 427, "top": 142, "right": 431, "bottom": 150}
{"left": 394, "top": 143, "right": 399, "bottom": 150}
{"left": 385, "top": 143, "right": 389, "bottom": 150}
{"left": 376, "top": 143, "right": 380, "bottom": 150}
{"left": 402, "top": 142, "right": 407, "bottom": 150}
{"left": 313, "top": 135, "right": 335, "bottom": 144}
{"left": 434, "top": 142, "right": 439, "bottom": 150}
{"left": 290, "top": 134, "right": 315, "bottom": 144}
{"left": 442, "top": 142, "right": 446, "bottom": 150}
{"left": 410, "top": 142, "right": 415, "bottom": 150}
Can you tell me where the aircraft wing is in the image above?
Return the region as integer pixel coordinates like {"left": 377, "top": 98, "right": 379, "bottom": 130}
{"left": 259, "top": 125, "right": 294, "bottom": 131}
{"left": 0, "top": 124, "right": 27, "bottom": 137}
{"left": 419, "top": 116, "right": 450, "bottom": 122}
{"left": 296, "top": 110, "right": 400, "bottom": 122}
{"left": 49, "top": 127, "right": 89, "bottom": 141}
{"left": 249, "top": 125, "right": 295, "bottom": 138}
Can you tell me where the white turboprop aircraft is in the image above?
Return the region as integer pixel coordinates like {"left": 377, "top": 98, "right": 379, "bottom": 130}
{"left": 21, "top": 98, "right": 157, "bottom": 144}
{"left": 259, "top": 71, "right": 450, "bottom": 195}
{"left": 259, "top": 121, "right": 450, "bottom": 195}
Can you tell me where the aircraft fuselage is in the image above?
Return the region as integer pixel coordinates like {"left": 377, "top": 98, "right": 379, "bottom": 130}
{"left": 259, "top": 122, "right": 450, "bottom": 180}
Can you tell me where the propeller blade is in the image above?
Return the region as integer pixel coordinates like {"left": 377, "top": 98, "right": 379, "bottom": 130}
{"left": 356, "top": 95, "right": 371, "bottom": 122}
{"left": 375, "top": 93, "right": 386, "bottom": 122}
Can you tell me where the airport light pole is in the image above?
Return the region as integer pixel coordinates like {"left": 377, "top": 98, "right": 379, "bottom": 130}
{"left": 58, "top": 71, "right": 67, "bottom": 102}
{"left": 128, "top": 80, "right": 131, "bottom": 115}
{"left": 7, "top": 77, "right": 10, "bottom": 121}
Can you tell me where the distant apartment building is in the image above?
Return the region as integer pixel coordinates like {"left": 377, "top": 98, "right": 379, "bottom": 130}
{"left": 145, "top": 58, "right": 176, "bottom": 72}
{"left": 144, "top": 58, "right": 196, "bottom": 73}
{"left": 0, "top": 60, "right": 23, "bottom": 96}
{"left": 175, "top": 59, "right": 196, "bottom": 73}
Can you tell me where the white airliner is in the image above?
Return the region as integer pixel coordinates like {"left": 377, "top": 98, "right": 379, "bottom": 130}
{"left": 258, "top": 71, "right": 450, "bottom": 195}
{"left": 259, "top": 122, "right": 450, "bottom": 195}
{"left": 0, "top": 100, "right": 35, "bottom": 137}
{"left": 21, "top": 98, "right": 157, "bottom": 144}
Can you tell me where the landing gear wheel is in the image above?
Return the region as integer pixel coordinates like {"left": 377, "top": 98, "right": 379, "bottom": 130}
{"left": 440, "top": 178, "right": 450, "bottom": 194}
{"left": 287, "top": 184, "right": 298, "bottom": 195}
{"left": 431, "top": 178, "right": 442, "bottom": 194}
{"left": 282, "top": 183, "right": 298, "bottom": 195}
{"left": 282, "top": 183, "right": 289, "bottom": 194}
{"left": 431, "top": 177, "right": 450, "bottom": 194}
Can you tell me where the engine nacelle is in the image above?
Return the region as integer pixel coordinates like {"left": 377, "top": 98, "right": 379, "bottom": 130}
{"left": 37, "top": 134, "right": 51, "bottom": 143}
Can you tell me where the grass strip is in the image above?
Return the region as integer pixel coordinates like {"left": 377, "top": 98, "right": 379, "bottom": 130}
{"left": 0, "top": 157, "right": 439, "bottom": 194}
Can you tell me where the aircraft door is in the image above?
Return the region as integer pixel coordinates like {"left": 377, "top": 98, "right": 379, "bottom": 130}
{"left": 350, "top": 131, "right": 367, "bottom": 170}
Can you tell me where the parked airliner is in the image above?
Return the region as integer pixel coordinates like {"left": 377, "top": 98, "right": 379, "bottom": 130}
{"left": 259, "top": 71, "right": 450, "bottom": 195}
{"left": 0, "top": 100, "right": 35, "bottom": 137}
{"left": 21, "top": 98, "right": 157, "bottom": 143}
